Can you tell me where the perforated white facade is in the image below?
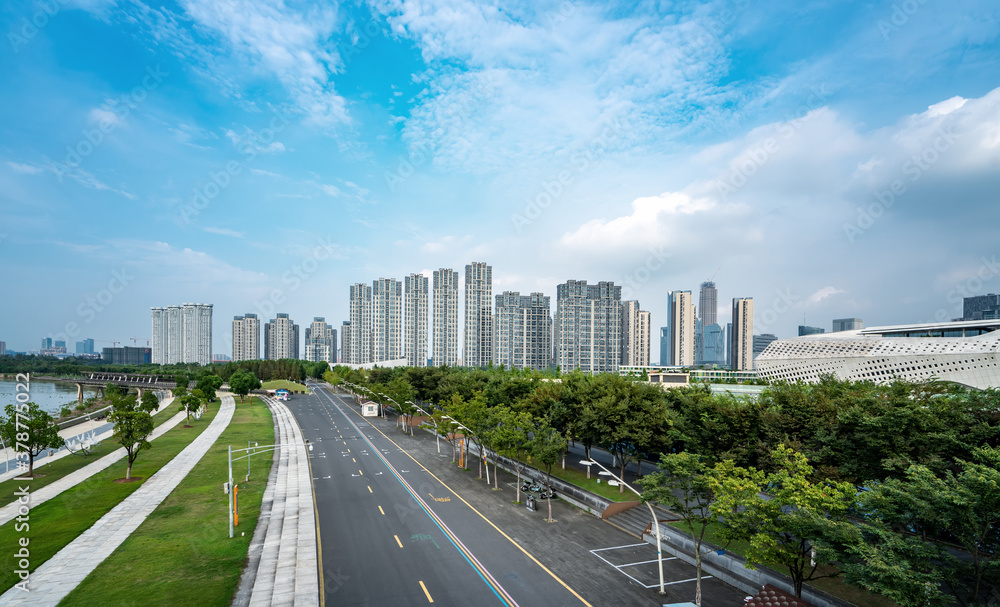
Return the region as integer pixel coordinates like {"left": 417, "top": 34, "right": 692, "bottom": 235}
{"left": 755, "top": 320, "right": 1000, "bottom": 389}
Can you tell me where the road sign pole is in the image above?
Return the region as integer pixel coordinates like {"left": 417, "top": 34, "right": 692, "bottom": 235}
{"left": 228, "top": 445, "right": 234, "bottom": 538}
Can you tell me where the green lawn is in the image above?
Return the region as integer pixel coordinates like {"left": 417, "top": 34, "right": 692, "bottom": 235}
{"left": 669, "top": 520, "right": 898, "bottom": 607}
{"left": 0, "top": 402, "right": 221, "bottom": 593}
{"left": 0, "top": 401, "right": 183, "bottom": 505}
{"left": 60, "top": 396, "right": 276, "bottom": 607}
{"left": 260, "top": 380, "right": 308, "bottom": 393}
{"left": 547, "top": 464, "right": 637, "bottom": 503}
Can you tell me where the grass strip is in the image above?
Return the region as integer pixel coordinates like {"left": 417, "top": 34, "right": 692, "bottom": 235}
{"left": 260, "top": 379, "right": 308, "bottom": 393}
{"left": 547, "top": 465, "right": 636, "bottom": 502}
{"left": 60, "top": 397, "right": 276, "bottom": 607}
{"left": 0, "top": 401, "right": 221, "bottom": 593}
{"left": 0, "top": 399, "right": 183, "bottom": 504}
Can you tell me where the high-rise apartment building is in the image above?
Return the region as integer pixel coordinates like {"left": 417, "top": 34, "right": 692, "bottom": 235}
{"left": 151, "top": 303, "right": 212, "bottom": 365}
{"left": 798, "top": 325, "right": 825, "bottom": 336}
{"left": 620, "top": 300, "right": 651, "bottom": 367}
{"left": 264, "top": 313, "right": 299, "bottom": 360}
{"left": 832, "top": 318, "right": 864, "bottom": 332}
{"left": 658, "top": 327, "right": 669, "bottom": 366}
{"left": 666, "top": 290, "right": 696, "bottom": 366}
{"left": 699, "top": 281, "right": 718, "bottom": 326}
{"left": 464, "top": 262, "right": 493, "bottom": 367}
{"left": 372, "top": 278, "right": 402, "bottom": 362}
{"left": 304, "top": 317, "right": 335, "bottom": 363}
{"left": 404, "top": 274, "right": 429, "bottom": 367}
{"left": 349, "top": 283, "right": 372, "bottom": 364}
{"left": 0, "top": 341, "right": 6, "bottom": 356}
{"left": 432, "top": 269, "right": 459, "bottom": 367}
{"left": 232, "top": 313, "right": 260, "bottom": 361}
{"left": 731, "top": 297, "right": 754, "bottom": 371}
{"left": 554, "top": 280, "right": 622, "bottom": 373}
{"left": 494, "top": 292, "right": 552, "bottom": 371}
{"left": 341, "top": 321, "right": 350, "bottom": 364}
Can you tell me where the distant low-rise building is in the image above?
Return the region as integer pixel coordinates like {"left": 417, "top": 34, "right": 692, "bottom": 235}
{"left": 102, "top": 346, "right": 151, "bottom": 365}
{"left": 798, "top": 325, "right": 825, "bottom": 336}
{"left": 832, "top": 318, "right": 863, "bottom": 332}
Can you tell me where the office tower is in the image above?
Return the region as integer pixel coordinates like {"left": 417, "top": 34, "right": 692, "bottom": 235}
{"left": 463, "top": 262, "right": 493, "bottom": 367}
{"left": 74, "top": 338, "right": 95, "bottom": 355}
{"left": 699, "top": 281, "right": 718, "bottom": 326}
{"left": 620, "top": 300, "right": 651, "bottom": 367}
{"left": 666, "top": 290, "right": 695, "bottom": 366}
{"left": 372, "top": 278, "right": 402, "bottom": 362}
{"left": 0, "top": 341, "right": 4, "bottom": 356}
{"left": 731, "top": 298, "right": 754, "bottom": 371}
{"left": 54, "top": 340, "right": 66, "bottom": 349}
{"left": 349, "top": 283, "right": 372, "bottom": 364}
{"left": 432, "top": 269, "right": 459, "bottom": 367}
{"left": 831, "top": 318, "right": 863, "bottom": 332}
{"left": 753, "top": 333, "right": 778, "bottom": 359}
{"left": 658, "top": 327, "right": 669, "bottom": 366}
{"left": 151, "top": 303, "right": 212, "bottom": 365}
{"left": 554, "top": 280, "right": 622, "bottom": 373}
{"left": 963, "top": 294, "right": 1000, "bottom": 321}
{"left": 41, "top": 337, "right": 52, "bottom": 350}
{"left": 726, "top": 322, "right": 733, "bottom": 367}
{"left": 404, "top": 274, "right": 429, "bottom": 367}
{"left": 494, "top": 292, "right": 552, "bottom": 371}
{"left": 304, "top": 317, "right": 335, "bottom": 363}
{"left": 700, "top": 323, "right": 727, "bottom": 366}
{"left": 264, "top": 313, "right": 299, "bottom": 360}
{"left": 694, "top": 317, "right": 704, "bottom": 364}
{"left": 341, "top": 321, "right": 351, "bottom": 364}
{"left": 232, "top": 313, "right": 260, "bottom": 361}
{"left": 798, "top": 325, "right": 825, "bottom": 336}
{"left": 102, "top": 346, "right": 151, "bottom": 365}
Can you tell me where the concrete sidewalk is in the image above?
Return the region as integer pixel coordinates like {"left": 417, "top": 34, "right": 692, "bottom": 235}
{"left": 241, "top": 395, "right": 319, "bottom": 607}
{"left": 0, "top": 395, "right": 236, "bottom": 606}
{"left": 0, "top": 396, "right": 177, "bottom": 484}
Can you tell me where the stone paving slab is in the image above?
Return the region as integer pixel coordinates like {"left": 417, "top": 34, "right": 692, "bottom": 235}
{"left": 0, "top": 396, "right": 236, "bottom": 606}
{"left": 247, "top": 396, "right": 318, "bottom": 607}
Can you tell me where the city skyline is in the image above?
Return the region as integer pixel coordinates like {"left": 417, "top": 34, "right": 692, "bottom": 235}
{"left": 1, "top": 1, "right": 999, "bottom": 356}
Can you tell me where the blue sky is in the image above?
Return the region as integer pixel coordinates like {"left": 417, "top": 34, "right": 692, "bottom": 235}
{"left": 1, "top": 0, "right": 999, "bottom": 357}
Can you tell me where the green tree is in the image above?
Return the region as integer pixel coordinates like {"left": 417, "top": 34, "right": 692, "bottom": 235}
{"left": 228, "top": 370, "right": 260, "bottom": 402}
{"left": 195, "top": 373, "right": 223, "bottom": 402}
{"left": 173, "top": 374, "right": 189, "bottom": 390}
{"left": 139, "top": 390, "right": 159, "bottom": 414}
{"left": 179, "top": 392, "right": 202, "bottom": 426}
{"left": 0, "top": 402, "right": 65, "bottom": 477}
{"left": 107, "top": 398, "right": 155, "bottom": 480}
{"left": 494, "top": 409, "right": 533, "bottom": 503}
{"left": 639, "top": 452, "right": 717, "bottom": 606}
{"left": 531, "top": 421, "right": 567, "bottom": 522}
{"left": 708, "top": 445, "right": 857, "bottom": 597}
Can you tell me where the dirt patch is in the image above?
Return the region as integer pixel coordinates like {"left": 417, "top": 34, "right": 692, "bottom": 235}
{"left": 114, "top": 476, "right": 143, "bottom": 483}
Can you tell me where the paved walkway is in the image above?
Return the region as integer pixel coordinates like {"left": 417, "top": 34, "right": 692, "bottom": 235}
{"left": 0, "top": 396, "right": 177, "bottom": 483}
{"left": 0, "top": 395, "right": 236, "bottom": 606}
{"left": 245, "top": 396, "right": 319, "bottom": 607}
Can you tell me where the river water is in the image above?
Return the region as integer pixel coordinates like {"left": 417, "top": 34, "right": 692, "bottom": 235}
{"left": 0, "top": 378, "right": 101, "bottom": 415}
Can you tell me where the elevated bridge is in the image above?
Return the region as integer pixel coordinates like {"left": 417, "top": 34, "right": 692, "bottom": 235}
{"left": 36, "top": 374, "right": 178, "bottom": 404}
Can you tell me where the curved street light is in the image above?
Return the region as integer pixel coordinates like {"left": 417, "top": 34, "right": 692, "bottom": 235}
{"left": 581, "top": 458, "right": 665, "bottom": 595}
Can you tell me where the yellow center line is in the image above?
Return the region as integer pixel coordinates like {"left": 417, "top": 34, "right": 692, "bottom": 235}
{"left": 367, "top": 485, "right": 372, "bottom": 493}
{"left": 378, "top": 505, "right": 385, "bottom": 515}
{"left": 358, "top": 469, "right": 363, "bottom": 476}
{"left": 394, "top": 534, "right": 403, "bottom": 548}
{"left": 418, "top": 580, "right": 434, "bottom": 603}
{"left": 353, "top": 457, "right": 356, "bottom": 463}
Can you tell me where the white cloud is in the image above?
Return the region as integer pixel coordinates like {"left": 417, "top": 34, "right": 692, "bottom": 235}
{"left": 203, "top": 226, "right": 245, "bottom": 238}
{"left": 559, "top": 192, "right": 715, "bottom": 250}
{"left": 89, "top": 107, "right": 120, "bottom": 128}
{"left": 6, "top": 161, "right": 43, "bottom": 175}
{"left": 807, "top": 287, "right": 846, "bottom": 305}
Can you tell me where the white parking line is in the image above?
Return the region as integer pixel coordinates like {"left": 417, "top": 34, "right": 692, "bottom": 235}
{"left": 619, "top": 557, "right": 675, "bottom": 567}
{"left": 590, "top": 543, "right": 647, "bottom": 553}
{"left": 590, "top": 544, "right": 710, "bottom": 590}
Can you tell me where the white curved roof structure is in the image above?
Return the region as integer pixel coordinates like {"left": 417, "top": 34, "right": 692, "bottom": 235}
{"left": 755, "top": 320, "right": 1000, "bottom": 389}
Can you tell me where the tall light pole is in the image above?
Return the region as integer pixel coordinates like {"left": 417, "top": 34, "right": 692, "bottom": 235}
{"left": 411, "top": 403, "right": 440, "bottom": 453}
{"left": 581, "top": 458, "right": 665, "bottom": 595}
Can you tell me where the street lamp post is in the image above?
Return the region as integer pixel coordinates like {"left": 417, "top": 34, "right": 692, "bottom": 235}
{"left": 411, "top": 403, "right": 440, "bottom": 453}
{"left": 227, "top": 437, "right": 310, "bottom": 538}
{"left": 581, "top": 458, "right": 665, "bottom": 595}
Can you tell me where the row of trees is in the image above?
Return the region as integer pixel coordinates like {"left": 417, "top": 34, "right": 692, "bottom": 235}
{"left": 327, "top": 364, "right": 999, "bottom": 605}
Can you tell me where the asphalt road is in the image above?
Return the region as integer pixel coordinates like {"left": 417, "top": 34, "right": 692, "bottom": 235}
{"left": 292, "top": 383, "right": 749, "bottom": 607}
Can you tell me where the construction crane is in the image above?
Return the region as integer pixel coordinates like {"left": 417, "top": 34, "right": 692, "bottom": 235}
{"left": 94, "top": 339, "right": 120, "bottom": 348}
{"left": 708, "top": 266, "right": 721, "bottom": 283}
{"left": 130, "top": 337, "right": 150, "bottom": 346}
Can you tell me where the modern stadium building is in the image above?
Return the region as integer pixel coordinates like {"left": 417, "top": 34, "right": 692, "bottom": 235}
{"left": 755, "top": 319, "right": 1000, "bottom": 389}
